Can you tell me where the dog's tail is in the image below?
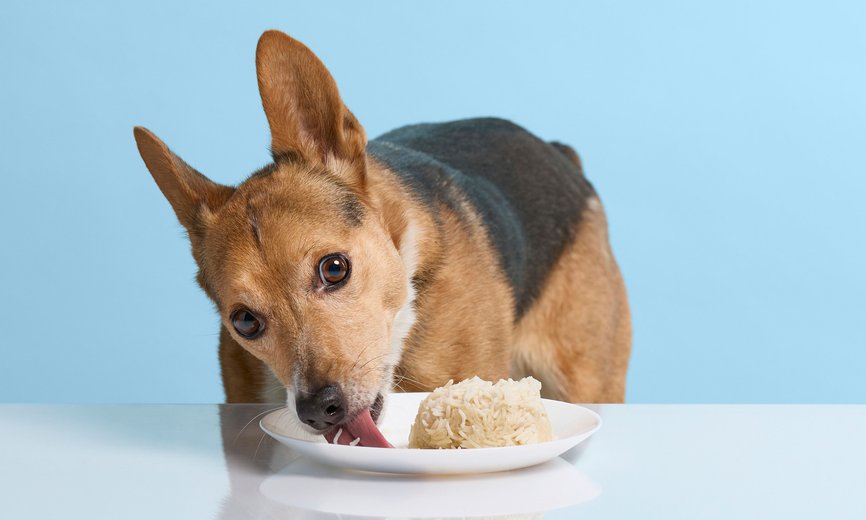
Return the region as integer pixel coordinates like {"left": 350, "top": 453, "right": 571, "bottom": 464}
{"left": 550, "top": 141, "right": 583, "bottom": 174}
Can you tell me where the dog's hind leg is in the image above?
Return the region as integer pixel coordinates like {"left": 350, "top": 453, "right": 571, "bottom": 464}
{"left": 511, "top": 196, "right": 631, "bottom": 403}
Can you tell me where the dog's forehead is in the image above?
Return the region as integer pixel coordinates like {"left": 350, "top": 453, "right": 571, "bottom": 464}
{"left": 204, "top": 165, "right": 364, "bottom": 282}
{"left": 237, "top": 162, "right": 363, "bottom": 225}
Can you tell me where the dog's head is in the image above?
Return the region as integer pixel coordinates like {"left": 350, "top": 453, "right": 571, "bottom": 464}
{"left": 134, "top": 31, "right": 415, "bottom": 445}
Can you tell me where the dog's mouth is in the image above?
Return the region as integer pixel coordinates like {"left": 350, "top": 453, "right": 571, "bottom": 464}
{"left": 323, "top": 393, "right": 392, "bottom": 448}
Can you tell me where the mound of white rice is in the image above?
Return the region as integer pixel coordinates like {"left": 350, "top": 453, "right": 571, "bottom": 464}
{"left": 408, "top": 376, "right": 554, "bottom": 449}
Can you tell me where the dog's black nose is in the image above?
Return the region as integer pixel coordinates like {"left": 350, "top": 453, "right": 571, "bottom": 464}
{"left": 295, "top": 384, "right": 346, "bottom": 431}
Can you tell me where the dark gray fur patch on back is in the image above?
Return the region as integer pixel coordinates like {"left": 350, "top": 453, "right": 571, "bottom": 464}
{"left": 368, "top": 118, "right": 595, "bottom": 318}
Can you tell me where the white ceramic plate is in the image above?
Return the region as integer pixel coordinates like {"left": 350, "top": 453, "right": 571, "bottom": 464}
{"left": 260, "top": 392, "right": 601, "bottom": 474}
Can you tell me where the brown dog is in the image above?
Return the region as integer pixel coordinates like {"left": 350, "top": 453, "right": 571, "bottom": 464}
{"left": 134, "top": 30, "right": 630, "bottom": 446}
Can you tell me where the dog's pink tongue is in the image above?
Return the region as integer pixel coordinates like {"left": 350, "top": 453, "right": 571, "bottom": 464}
{"left": 324, "top": 408, "right": 392, "bottom": 448}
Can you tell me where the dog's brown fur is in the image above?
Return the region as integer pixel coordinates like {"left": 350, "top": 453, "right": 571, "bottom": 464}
{"left": 512, "top": 197, "right": 631, "bottom": 402}
{"left": 135, "top": 31, "right": 631, "bottom": 422}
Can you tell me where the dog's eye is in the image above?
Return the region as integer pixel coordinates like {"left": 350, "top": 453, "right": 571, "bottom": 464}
{"left": 318, "top": 254, "right": 350, "bottom": 287}
{"left": 231, "top": 308, "right": 264, "bottom": 339}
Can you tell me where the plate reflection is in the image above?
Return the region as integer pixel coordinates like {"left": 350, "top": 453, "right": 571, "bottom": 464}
{"left": 258, "top": 456, "right": 601, "bottom": 518}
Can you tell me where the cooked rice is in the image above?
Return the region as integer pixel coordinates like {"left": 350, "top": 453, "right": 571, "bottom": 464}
{"left": 408, "top": 376, "right": 554, "bottom": 449}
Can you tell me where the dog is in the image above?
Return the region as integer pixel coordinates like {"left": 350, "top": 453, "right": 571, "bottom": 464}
{"left": 134, "top": 30, "right": 630, "bottom": 446}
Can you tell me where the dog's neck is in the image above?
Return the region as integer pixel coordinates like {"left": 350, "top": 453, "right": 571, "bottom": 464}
{"left": 365, "top": 156, "right": 433, "bottom": 381}
{"left": 365, "top": 155, "right": 436, "bottom": 272}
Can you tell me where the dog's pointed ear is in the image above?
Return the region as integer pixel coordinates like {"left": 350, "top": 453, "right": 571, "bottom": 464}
{"left": 256, "top": 30, "right": 367, "bottom": 175}
{"left": 133, "top": 126, "right": 234, "bottom": 235}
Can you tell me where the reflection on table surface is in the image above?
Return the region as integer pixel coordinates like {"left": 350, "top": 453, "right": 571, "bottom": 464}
{"left": 1, "top": 404, "right": 865, "bottom": 519}
{"left": 258, "top": 457, "right": 598, "bottom": 517}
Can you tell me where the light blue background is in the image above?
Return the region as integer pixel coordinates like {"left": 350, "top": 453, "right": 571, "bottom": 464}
{"left": 1, "top": 1, "right": 863, "bottom": 403}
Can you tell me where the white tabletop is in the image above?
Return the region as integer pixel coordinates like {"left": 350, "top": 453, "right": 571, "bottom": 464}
{"left": 1, "top": 404, "right": 863, "bottom": 519}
